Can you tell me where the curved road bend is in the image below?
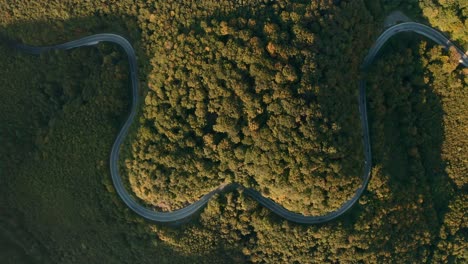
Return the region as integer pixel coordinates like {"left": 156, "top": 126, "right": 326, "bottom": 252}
{"left": 12, "top": 22, "right": 468, "bottom": 224}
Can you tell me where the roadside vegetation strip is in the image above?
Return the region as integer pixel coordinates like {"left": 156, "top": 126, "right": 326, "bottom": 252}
{"left": 12, "top": 22, "right": 468, "bottom": 224}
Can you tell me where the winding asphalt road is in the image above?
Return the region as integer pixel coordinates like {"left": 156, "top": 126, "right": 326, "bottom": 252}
{"left": 13, "top": 22, "right": 468, "bottom": 224}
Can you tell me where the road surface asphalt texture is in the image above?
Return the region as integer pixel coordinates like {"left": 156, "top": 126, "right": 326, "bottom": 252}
{"left": 12, "top": 20, "right": 468, "bottom": 224}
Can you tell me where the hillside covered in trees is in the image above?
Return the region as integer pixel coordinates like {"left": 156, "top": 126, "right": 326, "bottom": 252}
{"left": 0, "top": 0, "right": 466, "bottom": 263}
{"left": 124, "top": 0, "right": 369, "bottom": 215}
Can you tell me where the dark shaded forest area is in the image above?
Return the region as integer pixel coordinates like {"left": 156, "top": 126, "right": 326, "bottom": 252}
{"left": 0, "top": 0, "right": 466, "bottom": 263}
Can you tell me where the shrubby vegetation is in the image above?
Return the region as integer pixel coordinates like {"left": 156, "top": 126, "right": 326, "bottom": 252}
{"left": 0, "top": 0, "right": 466, "bottom": 263}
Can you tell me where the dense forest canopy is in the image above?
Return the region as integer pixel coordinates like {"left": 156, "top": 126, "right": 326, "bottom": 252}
{"left": 0, "top": 0, "right": 466, "bottom": 263}
{"left": 125, "top": 0, "right": 369, "bottom": 215}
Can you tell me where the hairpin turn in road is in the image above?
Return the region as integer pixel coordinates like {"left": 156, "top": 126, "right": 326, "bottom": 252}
{"left": 13, "top": 22, "right": 468, "bottom": 224}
